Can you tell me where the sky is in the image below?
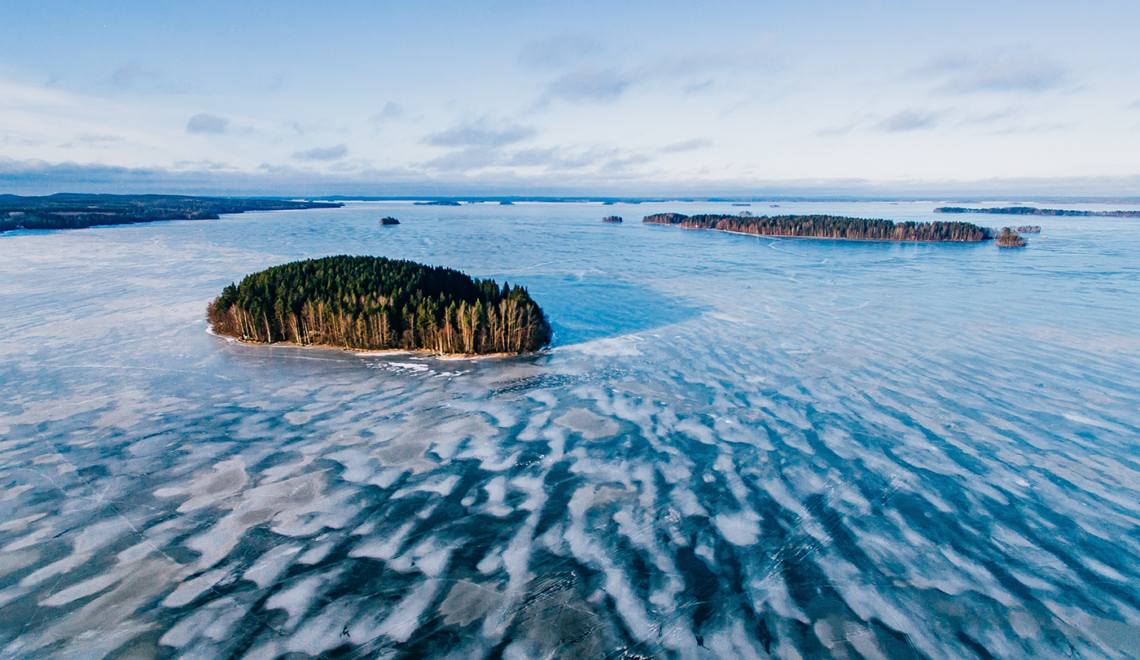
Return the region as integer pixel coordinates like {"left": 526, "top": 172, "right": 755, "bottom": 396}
{"left": 1, "top": 0, "right": 1139, "bottom": 197}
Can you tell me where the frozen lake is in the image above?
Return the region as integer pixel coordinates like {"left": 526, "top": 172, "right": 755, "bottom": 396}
{"left": 1, "top": 201, "right": 1139, "bottom": 659}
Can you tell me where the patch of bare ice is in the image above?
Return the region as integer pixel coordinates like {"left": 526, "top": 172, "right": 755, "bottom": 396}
{"left": 554, "top": 408, "right": 619, "bottom": 440}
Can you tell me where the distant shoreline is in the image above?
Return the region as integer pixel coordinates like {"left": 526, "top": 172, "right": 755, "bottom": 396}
{"left": 0, "top": 193, "right": 341, "bottom": 234}
{"left": 318, "top": 195, "right": 1140, "bottom": 205}
{"left": 935, "top": 206, "right": 1140, "bottom": 218}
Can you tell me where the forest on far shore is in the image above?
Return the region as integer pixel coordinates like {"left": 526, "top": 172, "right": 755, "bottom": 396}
{"left": 0, "top": 193, "right": 340, "bottom": 233}
{"left": 935, "top": 206, "right": 1140, "bottom": 218}
{"left": 208, "top": 255, "right": 550, "bottom": 355}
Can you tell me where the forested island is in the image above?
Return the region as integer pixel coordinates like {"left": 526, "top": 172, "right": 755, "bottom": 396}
{"left": 996, "top": 228, "right": 1028, "bottom": 248}
{"left": 602, "top": 216, "right": 623, "bottom": 223}
{"left": 935, "top": 206, "right": 1140, "bottom": 218}
{"left": 380, "top": 216, "right": 400, "bottom": 226}
{"left": 414, "top": 200, "right": 461, "bottom": 206}
{"left": 643, "top": 213, "right": 992, "bottom": 242}
{"left": 207, "top": 255, "right": 551, "bottom": 355}
{"left": 0, "top": 194, "right": 340, "bottom": 233}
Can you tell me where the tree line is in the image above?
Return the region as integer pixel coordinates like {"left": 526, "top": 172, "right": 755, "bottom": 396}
{"left": 207, "top": 255, "right": 551, "bottom": 355}
{"left": 936, "top": 206, "right": 1140, "bottom": 218}
{"left": 0, "top": 194, "right": 340, "bottom": 233}
{"left": 643, "top": 213, "right": 992, "bottom": 241}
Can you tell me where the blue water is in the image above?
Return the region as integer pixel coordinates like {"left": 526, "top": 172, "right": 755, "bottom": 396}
{"left": 1, "top": 201, "right": 1139, "bottom": 659}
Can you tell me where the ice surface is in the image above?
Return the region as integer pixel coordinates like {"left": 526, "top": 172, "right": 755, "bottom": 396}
{"left": 265, "top": 574, "right": 328, "bottom": 630}
{"left": 2, "top": 201, "right": 1140, "bottom": 658}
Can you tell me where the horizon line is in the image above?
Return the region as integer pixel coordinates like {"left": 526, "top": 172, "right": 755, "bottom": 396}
{"left": 5, "top": 192, "right": 1140, "bottom": 204}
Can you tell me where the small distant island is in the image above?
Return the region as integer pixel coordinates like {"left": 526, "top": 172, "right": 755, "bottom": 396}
{"left": 602, "top": 216, "right": 623, "bottom": 223}
{"left": 644, "top": 213, "right": 992, "bottom": 242}
{"left": 0, "top": 194, "right": 341, "bottom": 234}
{"left": 414, "top": 200, "right": 462, "bottom": 206}
{"left": 935, "top": 206, "right": 1140, "bottom": 218}
{"left": 207, "top": 255, "right": 550, "bottom": 355}
{"left": 1013, "top": 225, "right": 1040, "bottom": 233}
{"left": 996, "top": 228, "right": 1027, "bottom": 248}
{"left": 380, "top": 216, "right": 400, "bottom": 226}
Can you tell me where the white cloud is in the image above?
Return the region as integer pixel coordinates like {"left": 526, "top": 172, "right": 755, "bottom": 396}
{"left": 292, "top": 144, "right": 348, "bottom": 161}
{"left": 187, "top": 114, "right": 228, "bottom": 134}
{"left": 519, "top": 34, "right": 600, "bottom": 68}
{"left": 423, "top": 119, "right": 536, "bottom": 148}
{"left": 421, "top": 147, "right": 500, "bottom": 172}
{"left": 660, "top": 138, "right": 712, "bottom": 153}
{"left": 876, "top": 110, "right": 941, "bottom": 132}
{"left": 111, "top": 63, "right": 162, "bottom": 89}
{"left": 915, "top": 53, "right": 1069, "bottom": 94}
{"left": 816, "top": 124, "right": 855, "bottom": 138}
{"left": 537, "top": 68, "right": 630, "bottom": 105}
{"left": 373, "top": 102, "right": 405, "bottom": 121}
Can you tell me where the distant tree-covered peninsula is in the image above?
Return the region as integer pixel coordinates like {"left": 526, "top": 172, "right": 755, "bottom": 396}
{"left": 644, "top": 213, "right": 992, "bottom": 242}
{"left": 208, "top": 256, "right": 551, "bottom": 355}
{"left": 0, "top": 194, "right": 341, "bottom": 233}
{"left": 935, "top": 206, "right": 1140, "bottom": 218}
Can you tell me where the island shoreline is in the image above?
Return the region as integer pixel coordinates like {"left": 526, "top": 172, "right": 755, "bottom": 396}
{"left": 655, "top": 224, "right": 989, "bottom": 244}
{"left": 643, "top": 212, "right": 992, "bottom": 242}
{"left": 206, "top": 323, "right": 541, "bottom": 360}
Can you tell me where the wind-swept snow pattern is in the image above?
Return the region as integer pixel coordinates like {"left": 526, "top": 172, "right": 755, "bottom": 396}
{"left": 1, "top": 201, "right": 1139, "bottom": 659}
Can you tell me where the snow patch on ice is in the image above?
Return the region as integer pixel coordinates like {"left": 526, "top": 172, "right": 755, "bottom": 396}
{"left": 714, "top": 511, "right": 761, "bottom": 546}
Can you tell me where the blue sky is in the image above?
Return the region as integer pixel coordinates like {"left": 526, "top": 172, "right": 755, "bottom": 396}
{"left": 1, "top": 0, "right": 1139, "bottom": 196}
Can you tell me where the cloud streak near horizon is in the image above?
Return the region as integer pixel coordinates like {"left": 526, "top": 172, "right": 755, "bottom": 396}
{"left": 292, "top": 145, "right": 349, "bottom": 161}
{"left": 0, "top": 1, "right": 1136, "bottom": 194}
{"left": 876, "top": 110, "right": 941, "bottom": 132}
{"left": 916, "top": 53, "right": 1071, "bottom": 95}
{"left": 424, "top": 120, "right": 537, "bottom": 148}
{"left": 5, "top": 155, "right": 1140, "bottom": 199}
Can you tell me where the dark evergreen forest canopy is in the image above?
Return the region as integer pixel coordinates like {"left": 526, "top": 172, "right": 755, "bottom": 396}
{"left": 0, "top": 193, "right": 340, "bottom": 233}
{"left": 644, "top": 213, "right": 992, "bottom": 242}
{"left": 208, "top": 256, "right": 551, "bottom": 355}
{"left": 935, "top": 206, "right": 1140, "bottom": 218}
